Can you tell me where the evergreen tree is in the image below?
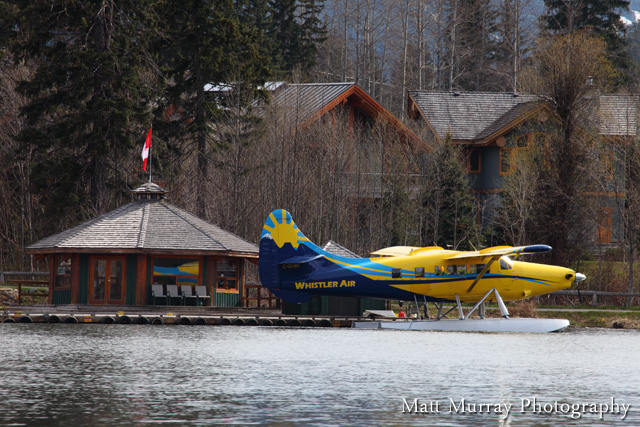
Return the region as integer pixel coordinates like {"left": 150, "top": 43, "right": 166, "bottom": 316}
{"left": 160, "top": 0, "right": 271, "bottom": 218}
{"left": 541, "top": 0, "right": 631, "bottom": 76}
{"left": 269, "top": 0, "right": 327, "bottom": 77}
{"left": 420, "top": 135, "right": 480, "bottom": 249}
{"left": 9, "top": 0, "right": 159, "bottom": 225}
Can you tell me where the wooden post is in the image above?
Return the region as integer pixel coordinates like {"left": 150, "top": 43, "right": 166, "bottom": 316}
{"left": 136, "top": 254, "right": 148, "bottom": 305}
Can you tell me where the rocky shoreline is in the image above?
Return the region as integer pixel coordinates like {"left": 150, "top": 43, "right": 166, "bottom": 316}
{"left": 0, "top": 288, "right": 18, "bottom": 306}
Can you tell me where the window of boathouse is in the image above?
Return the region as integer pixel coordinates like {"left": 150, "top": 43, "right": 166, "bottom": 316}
{"left": 216, "top": 258, "right": 239, "bottom": 293}
{"left": 152, "top": 257, "right": 201, "bottom": 288}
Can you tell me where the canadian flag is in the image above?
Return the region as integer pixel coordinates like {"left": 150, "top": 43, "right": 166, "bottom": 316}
{"left": 141, "top": 127, "right": 151, "bottom": 171}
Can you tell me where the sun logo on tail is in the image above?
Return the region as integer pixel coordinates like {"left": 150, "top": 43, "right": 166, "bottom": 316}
{"left": 262, "top": 210, "right": 309, "bottom": 249}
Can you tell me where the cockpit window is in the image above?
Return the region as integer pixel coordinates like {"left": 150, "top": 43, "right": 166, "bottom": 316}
{"left": 499, "top": 257, "right": 513, "bottom": 270}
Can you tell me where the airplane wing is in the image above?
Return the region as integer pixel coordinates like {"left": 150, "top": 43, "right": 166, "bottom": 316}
{"left": 445, "top": 244, "right": 552, "bottom": 260}
{"left": 444, "top": 245, "right": 552, "bottom": 293}
{"left": 370, "top": 246, "right": 420, "bottom": 257}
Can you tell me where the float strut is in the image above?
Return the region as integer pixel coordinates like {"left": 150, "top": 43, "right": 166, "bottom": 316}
{"left": 423, "top": 295, "right": 430, "bottom": 320}
{"left": 436, "top": 302, "right": 444, "bottom": 320}
{"left": 494, "top": 289, "right": 510, "bottom": 318}
{"left": 414, "top": 295, "right": 422, "bottom": 320}
{"left": 455, "top": 294, "right": 464, "bottom": 320}
{"left": 464, "top": 288, "right": 495, "bottom": 320}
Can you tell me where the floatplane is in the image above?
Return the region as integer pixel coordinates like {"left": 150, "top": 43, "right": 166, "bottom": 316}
{"left": 259, "top": 209, "right": 586, "bottom": 333}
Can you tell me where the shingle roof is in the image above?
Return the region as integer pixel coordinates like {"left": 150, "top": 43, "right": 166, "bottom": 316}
{"left": 27, "top": 199, "right": 258, "bottom": 255}
{"left": 410, "top": 91, "right": 639, "bottom": 141}
{"left": 321, "top": 240, "right": 360, "bottom": 258}
{"left": 409, "top": 91, "right": 539, "bottom": 141}
{"left": 598, "top": 95, "right": 639, "bottom": 136}
{"left": 264, "top": 82, "right": 356, "bottom": 124}
{"left": 475, "top": 101, "right": 541, "bottom": 140}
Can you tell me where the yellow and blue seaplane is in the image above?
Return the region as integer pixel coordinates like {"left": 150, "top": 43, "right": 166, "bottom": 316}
{"left": 259, "top": 209, "right": 586, "bottom": 333}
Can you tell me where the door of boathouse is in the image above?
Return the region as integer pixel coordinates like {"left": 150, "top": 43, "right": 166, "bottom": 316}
{"left": 89, "top": 256, "right": 126, "bottom": 305}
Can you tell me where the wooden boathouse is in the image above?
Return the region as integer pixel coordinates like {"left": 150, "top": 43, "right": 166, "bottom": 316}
{"left": 26, "top": 183, "right": 259, "bottom": 307}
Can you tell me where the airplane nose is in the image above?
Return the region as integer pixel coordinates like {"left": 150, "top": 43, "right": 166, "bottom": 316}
{"left": 575, "top": 273, "right": 586, "bottom": 282}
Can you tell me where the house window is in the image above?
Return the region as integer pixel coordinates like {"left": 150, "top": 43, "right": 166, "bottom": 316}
{"left": 597, "top": 207, "right": 612, "bottom": 244}
{"left": 54, "top": 255, "right": 72, "bottom": 289}
{"left": 499, "top": 148, "right": 514, "bottom": 175}
{"left": 602, "top": 149, "right": 614, "bottom": 179}
{"left": 217, "top": 258, "right": 239, "bottom": 292}
{"left": 467, "top": 149, "right": 481, "bottom": 173}
{"left": 153, "top": 257, "right": 200, "bottom": 287}
{"left": 516, "top": 135, "right": 528, "bottom": 148}
{"left": 535, "top": 133, "right": 551, "bottom": 168}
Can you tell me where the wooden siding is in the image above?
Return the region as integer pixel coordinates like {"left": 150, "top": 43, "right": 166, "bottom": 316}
{"left": 135, "top": 254, "right": 147, "bottom": 305}
{"left": 126, "top": 255, "right": 137, "bottom": 305}
{"left": 52, "top": 290, "right": 71, "bottom": 304}
{"left": 359, "top": 297, "right": 386, "bottom": 313}
{"left": 213, "top": 292, "right": 241, "bottom": 307}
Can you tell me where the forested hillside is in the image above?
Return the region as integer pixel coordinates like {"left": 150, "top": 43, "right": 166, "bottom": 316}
{"left": 1, "top": 0, "right": 640, "bottom": 304}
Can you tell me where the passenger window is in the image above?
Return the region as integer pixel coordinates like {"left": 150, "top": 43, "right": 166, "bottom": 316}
{"left": 470, "top": 264, "right": 486, "bottom": 274}
{"left": 392, "top": 268, "right": 402, "bottom": 278}
{"left": 447, "top": 265, "right": 455, "bottom": 275}
{"left": 457, "top": 265, "right": 467, "bottom": 275}
{"left": 435, "top": 266, "right": 444, "bottom": 276}
{"left": 415, "top": 267, "right": 425, "bottom": 278}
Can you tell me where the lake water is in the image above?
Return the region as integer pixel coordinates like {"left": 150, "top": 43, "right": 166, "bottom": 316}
{"left": 1, "top": 324, "right": 639, "bottom": 426}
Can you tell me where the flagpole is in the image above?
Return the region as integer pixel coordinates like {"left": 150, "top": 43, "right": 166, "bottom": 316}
{"left": 148, "top": 126, "right": 152, "bottom": 183}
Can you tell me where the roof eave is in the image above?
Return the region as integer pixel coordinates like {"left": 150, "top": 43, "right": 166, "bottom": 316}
{"left": 476, "top": 103, "right": 547, "bottom": 145}
{"left": 25, "top": 247, "right": 259, "bottom": 257}
{"left": 408, "top": 93, "right": 441, "bottom": 144}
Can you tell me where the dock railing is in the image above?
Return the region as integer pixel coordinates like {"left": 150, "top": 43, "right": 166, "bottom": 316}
{"left": 1, "top": 272, "right": 49, "bottom": 305}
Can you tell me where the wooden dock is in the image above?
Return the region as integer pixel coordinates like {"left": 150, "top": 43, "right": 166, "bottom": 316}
{"left": 0, "top": 305, "right": 363, "bottom": 327}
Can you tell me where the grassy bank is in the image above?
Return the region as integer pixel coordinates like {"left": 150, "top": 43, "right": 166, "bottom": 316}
{"left": 534, "top": 310, "right": 640, "bottom": 328}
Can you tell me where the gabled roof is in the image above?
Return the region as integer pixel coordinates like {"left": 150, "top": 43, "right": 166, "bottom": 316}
{"left": 27, "top": 198, "right": 258, "bottom": 256}
{"left": 321, "top": 240, "right": 360, "bottom": 258}
{"left": 264, "top": 82, "right": 355, "bottom": 125}
{"left": 475, "top": 101, "right": 542, "bottom": 141}
{"left": 408, "top": 91, "right": 538, "bottom": 142}
{"left": 262, "top": 82, "right": 428, "bottom": 151}
{"left": 409, "top": 91, "right": 639, "bottom": 143}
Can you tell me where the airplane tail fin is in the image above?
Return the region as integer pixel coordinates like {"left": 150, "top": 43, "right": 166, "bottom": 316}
{"left": 258, "top": 209, "right": 324, "bottom": 303}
